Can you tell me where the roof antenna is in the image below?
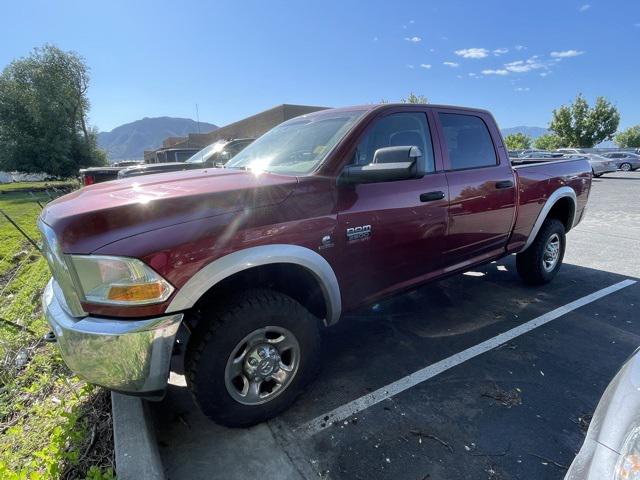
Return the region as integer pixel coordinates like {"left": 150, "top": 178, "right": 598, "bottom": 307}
{"left": 195, "top": 103, "right": 201, "bottom": 135}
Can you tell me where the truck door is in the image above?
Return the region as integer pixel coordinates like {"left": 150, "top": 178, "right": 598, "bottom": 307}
{"left": 433, "top": 109, "right": 516, "bottom": 266}
{"left": 335, "top": 110, "right": 449, "bottom": 308}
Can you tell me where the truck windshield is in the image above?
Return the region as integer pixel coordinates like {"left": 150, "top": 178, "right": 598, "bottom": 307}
{"left": 225, "top": 111, "right": 363, "bottom": 175}
{"left": 185, "top": 141, "right": 226, "bottom": 164}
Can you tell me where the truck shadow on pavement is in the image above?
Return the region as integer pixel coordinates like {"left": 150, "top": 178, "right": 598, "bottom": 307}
{"left": 152, "top": 256, "right": 638, "bottom": 480}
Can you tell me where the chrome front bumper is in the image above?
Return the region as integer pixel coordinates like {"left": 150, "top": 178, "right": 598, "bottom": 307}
{"left": 42, "top": 278, "right": 183, "bottom": 394}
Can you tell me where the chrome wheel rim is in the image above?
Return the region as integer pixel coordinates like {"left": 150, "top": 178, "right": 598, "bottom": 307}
{"left": 542, "top": 233, "right": 561, "bottom": 272}
{"left": 621, "top": 163, "right": 631, "bottom": 172}
{"left": 224, "top": 326, "right": 300, "bottom": 405}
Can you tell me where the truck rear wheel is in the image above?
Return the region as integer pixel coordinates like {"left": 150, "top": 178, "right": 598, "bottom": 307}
{"left": 185, "top": 289, "right": 321, "bottom": 427}
{"left": 516, "top": 218, "right": 566, "bottom": 285}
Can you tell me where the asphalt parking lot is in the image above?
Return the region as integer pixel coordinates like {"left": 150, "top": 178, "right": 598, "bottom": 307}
{"left": 151, "top": 171, "right": 640, "bottom": 480}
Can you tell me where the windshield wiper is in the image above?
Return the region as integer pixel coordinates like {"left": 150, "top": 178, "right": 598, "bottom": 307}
{"left": 224, "top": 165, "right": 249, "bottom": 170}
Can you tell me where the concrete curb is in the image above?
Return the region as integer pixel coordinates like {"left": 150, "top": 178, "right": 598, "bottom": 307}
{"left": 112, "top": 392, "right": 165, "bottom": 480}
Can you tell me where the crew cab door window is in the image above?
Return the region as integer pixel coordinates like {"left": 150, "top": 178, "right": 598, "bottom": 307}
{"left": 353, "top": 112, "right": 435, "bottom": 173}
{"left": 436, "top": 110, "right": 516, "bottom": 262}
{"left": 439, "top": 113, "right": 497, "bottom": 170}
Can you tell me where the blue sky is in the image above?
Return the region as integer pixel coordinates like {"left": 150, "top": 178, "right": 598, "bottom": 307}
{"left": 1, "top": 0, "right": 639, "bottom": 132}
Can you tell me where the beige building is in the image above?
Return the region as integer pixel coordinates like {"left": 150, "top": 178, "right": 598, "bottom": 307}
{"left": 144, "top": 104, "right": 328, "bottom": 164}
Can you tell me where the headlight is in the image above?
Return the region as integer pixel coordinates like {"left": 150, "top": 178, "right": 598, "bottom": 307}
{"left": 616, "top": 426, "right": 640, "bottom": 479}
{"left": 68, "top": 255, "right": 174, "bottom": 306}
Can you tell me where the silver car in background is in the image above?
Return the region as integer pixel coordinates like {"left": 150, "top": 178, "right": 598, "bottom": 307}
{"left": 564, "top": 153, "right": 618, "bottom": 177}
{"left": 519, "top": 150, "right": 565, "bottom": 159}
{"left": 566, "top": 348, "right": 640, "bottom": 480}
{"left": 602, "top": 152, "right": 640, "bottom": 172}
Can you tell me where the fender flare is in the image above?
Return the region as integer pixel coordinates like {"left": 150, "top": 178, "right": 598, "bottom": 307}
{"left": 165, "top": 244, "right": 342, "bottom": 325}
{"left": 519, "top": 186, "right": 577, "bottom": 253}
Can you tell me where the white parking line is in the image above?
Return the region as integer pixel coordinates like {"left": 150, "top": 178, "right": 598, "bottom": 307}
{"left": 298, "top": 279, "right": 636, "bottom": 437}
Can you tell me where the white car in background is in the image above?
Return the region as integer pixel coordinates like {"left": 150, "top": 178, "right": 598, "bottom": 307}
{"left": 566, "top": 348, "right": 640, "bottom": 479}
{"left": 557, "top": 148, "right": 588, "bottom": 155}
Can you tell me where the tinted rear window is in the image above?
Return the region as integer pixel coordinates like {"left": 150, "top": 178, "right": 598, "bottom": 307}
{"left": 439, "top": 113, "right": 497, "bottom": 170}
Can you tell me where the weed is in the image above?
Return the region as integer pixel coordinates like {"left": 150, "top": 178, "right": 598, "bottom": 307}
{"left": 0, "top": 185, "right": 114, "bottom": 479}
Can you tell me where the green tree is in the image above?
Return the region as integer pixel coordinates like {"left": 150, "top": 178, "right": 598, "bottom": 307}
{"left": 380, "top": 92, "right": 428, "bottom": 104}
{"left": 401, "top": 92, "right": 428, "bottom": 104}
{"left": 615, "top": 125, "right": 640, "bottom": 148}
{"left": 504, "top": 133, "right": 532, "bottom": 150}
{"left": 549, "top": 94, "right": 620, "bottom": 148}
{"left": 533, "top": 133, "right": 563, "bottom": 150}
{"left": 0, "top": 45, "right": 106, "bottom": 177}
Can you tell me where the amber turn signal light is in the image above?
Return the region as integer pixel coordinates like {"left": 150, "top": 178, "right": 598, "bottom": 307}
{"left": 107, "top": 282, "right": 165, "bottom": 302}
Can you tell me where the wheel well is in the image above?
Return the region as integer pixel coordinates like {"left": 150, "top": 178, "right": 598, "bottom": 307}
{"left": 191, "top": 263, "right": 328, "bottom": 323}
{"left": 547, "top": 197, "right": 575, "bottom": 232}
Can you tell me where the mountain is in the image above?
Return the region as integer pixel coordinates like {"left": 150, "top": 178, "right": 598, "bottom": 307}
{"left": 98, "top": 117, "right": 217, "bottom": 161}
{"left": 500, "top": 126, "right": 549, "bottom": 139}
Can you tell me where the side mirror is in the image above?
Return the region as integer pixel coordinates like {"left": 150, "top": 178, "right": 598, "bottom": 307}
{"left": 373, "top": 145, "right": 422, "bottom": 164}
{"left": 339, "top": 146, "right": 422, "bottom": 185}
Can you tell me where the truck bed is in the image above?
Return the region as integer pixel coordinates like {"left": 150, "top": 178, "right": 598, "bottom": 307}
{"left": 508, "top": 157, "right": 592, "bottom": 252}
{"left": 511, "top": 155, "right": 586, "bottom": 167}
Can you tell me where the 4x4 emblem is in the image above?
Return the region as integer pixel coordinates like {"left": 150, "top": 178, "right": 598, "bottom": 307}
{"left": 346, "top": 225, "right": 372, "bottom": 241}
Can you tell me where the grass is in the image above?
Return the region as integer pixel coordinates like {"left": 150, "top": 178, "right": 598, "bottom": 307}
{"left": 0, "top": 184, "right": 115, "bottom": 479}
{"left": 0, "top": 180, "right": 79, "bottom": 193}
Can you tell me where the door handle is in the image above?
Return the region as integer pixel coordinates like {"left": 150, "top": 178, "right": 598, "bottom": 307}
{"left": 420, "top": 191, "right": 445, "bottom": 202}
{"left": 495, "top": 180, "right": 514, "bottom": 189}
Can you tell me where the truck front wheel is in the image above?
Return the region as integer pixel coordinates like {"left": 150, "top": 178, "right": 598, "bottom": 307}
{"left": 185, "top": 289, "right": 321, "bottom": 427}
{"left": 516, "top": 218, "right": 566, "bottom": 285}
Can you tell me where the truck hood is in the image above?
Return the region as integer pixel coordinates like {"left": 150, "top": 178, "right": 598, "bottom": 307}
{"left": 41, "top": 168, "right": 298, "bottom": 253}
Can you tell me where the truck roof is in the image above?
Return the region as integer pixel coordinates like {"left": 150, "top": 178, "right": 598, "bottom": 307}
{"left": 300, "top": 103, "right": 493, "bottom": 117}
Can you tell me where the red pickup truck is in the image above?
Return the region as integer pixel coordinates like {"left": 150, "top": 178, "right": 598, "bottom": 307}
{"left": 39, "top": 104, "right": 591, "bottom": 426}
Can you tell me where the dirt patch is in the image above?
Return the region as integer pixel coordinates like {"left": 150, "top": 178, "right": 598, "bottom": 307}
{"left": 571, "top": 413, "right": 593, "bottom": 434}
{"left": 481, "top": 384, "right": 523, "bottom": 408}
{"left": 60, "top": 389, "right": 115, "bottom": 479}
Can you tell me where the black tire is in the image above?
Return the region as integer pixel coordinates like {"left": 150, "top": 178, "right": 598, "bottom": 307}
{"left": 516, "top": 218, "right": 566, "bottom": 285}
{"left": 620, "top": 162, "right": 632, "bottom": 172}
{"left": 185, "top": 289, "right": 321, "bottom": 427}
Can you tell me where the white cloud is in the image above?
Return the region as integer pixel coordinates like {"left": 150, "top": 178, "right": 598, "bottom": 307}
{"left": 443, "top": 61, "right": 460, "bottom": 67}
{"left": 454, "top": 48, "right": 489, "bottom": 58}
{"left": 476, "top": 51, "right": 579, "bottom": 79}
{"left": 550, "top": 49, "right": 585, "bottom": 58}
{"left": 406, "top": 64, "right": 415, "bottom": 69}
{"left": 493, "top": 48, "right": 509, "bottom": 56}
{"left": 514, "top": 45, "right": 526, "bottom": 51}
{"left": 409, "top": 19, "right": 415, "bottom": 24}
{"left": 482, "top": 69, "right": 509, "bottom": 75}
{"left": 429, "top": 48, "right": 436, "bottom": 52}
{"left": 420, "top": 63, "right": 432, "bottom": 69}
{"left": 579, "top": 4, "right": 591, "bottom": 11}
{"left": 515, "top": 87, "right": 531, "bottom": 92}
{"left": 504, "top": 56, "right": 547, "bottom": 73}
{"left": 468, "top": 72, "right": 477, "bottom": 77}
{"left": 372, "top": 36, "right": 379, "bottom": 42}
{"left": 404, "top": 36, "right": 422, "bottom": 42}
